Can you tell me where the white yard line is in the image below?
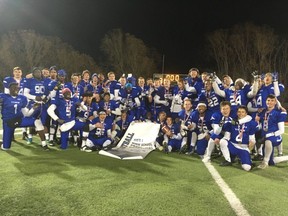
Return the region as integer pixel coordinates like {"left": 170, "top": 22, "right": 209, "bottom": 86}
{"left": 204, "top": 162, "right": 250, "bottom": 216}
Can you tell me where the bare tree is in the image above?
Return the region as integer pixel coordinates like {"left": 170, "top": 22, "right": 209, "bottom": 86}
{"left": 207, "top": 23, "right": 278, "bottom": 80}
{"left": 101, "top": 28, "right": 160, "bottom": 78}
{"left": 0, "top": 29, "right": 100, "bottom": 77}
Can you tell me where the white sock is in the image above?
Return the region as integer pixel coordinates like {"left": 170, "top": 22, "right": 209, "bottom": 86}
{"left": 257, "top": 144, "right": 263, "bottom": 155}
{"left": 41, "top": 141, "right": 46, "bottom": 147}
{"left": 263, "top": 140, "right": 273, "bottom": 164}
{"left": 204, "top": 138, "right": 215, "bottom": 159}
{"left": 190, "top": 132, "right": 197, "bottom": 147}
{"left": 219, "top": 139, "right": 231, "bottom": 162}
{"left": 45, "top": 133, "right": 49, "bottom": 141}
{"left": 277, "top": 143, "right": 283, "bottom": 155}
{"left": 181, "top": 137, "right": 187, "bottom": 148}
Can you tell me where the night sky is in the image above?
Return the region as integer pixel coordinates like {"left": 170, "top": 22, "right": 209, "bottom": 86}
{"left": 1, "top": 0, "right": 288, "bottom": 73}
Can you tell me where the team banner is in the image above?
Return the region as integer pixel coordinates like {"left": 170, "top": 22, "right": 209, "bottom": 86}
{"left": 99, "top": 122, "right": 160, "bottom": 160}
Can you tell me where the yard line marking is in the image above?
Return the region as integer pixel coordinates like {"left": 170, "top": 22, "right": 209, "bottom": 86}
{"left": 203, "top": 162, "right": 250, "bottom": 216}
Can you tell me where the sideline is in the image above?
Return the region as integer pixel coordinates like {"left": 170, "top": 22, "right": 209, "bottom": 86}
{"left": 203, "top": 162, "right": 250, "bottom": 216}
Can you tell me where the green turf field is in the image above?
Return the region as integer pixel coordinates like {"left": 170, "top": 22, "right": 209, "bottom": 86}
{"left": 0, "top": 128, "right": 288, "bottom": 216}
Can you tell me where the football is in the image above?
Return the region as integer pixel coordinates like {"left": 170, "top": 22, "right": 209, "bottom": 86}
{"left": 161, "top": 125, "right": 170, "bottom": 134}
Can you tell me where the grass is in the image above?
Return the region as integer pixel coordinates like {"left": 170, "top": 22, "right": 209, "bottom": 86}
{"left": 0, "top": 129, "right": 288, "bottom": 215}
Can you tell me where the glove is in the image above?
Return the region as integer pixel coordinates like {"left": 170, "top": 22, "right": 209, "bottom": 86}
{"left": 57, "top": 119, "right": 65, "bottom": 124}
{"left": 162, "top": 101, "right": 169, "bottom": 106}
{"left": 251, "top": 71, "right": 259, "bottom": 80}
{"left": 35, "top": 96, "right": 42, "bottom": 102}
{"left": 272, "top": 72, "right": 278, "bottom": 82}
{"left": 42, "top": 96, "right": 49, "bottom": 103}
{"left": 231, "top": 119, "right": 239, "bottom": 126}
{"left": 208, "top": 72, "right": 218, "bottom": 82}
{"left": 55, "top": 81, "right": 63, "bottom": 90}
{"left": 32, "top": 103, "right": 41, "bottom": 110}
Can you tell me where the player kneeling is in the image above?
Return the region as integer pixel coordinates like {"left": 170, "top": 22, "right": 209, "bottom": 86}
{"left": 0, "top": 83, "right": 49, "bottom": 150}
{"left": 219, "top": 106, "right": 257, "bottom": 171}
{"left": 83, "top": 110, "right": 113, "bottom": 152}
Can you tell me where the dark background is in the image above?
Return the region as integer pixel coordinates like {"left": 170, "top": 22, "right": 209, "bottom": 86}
{"left": 1, "top": 0, "right": 288, "bottom": 73}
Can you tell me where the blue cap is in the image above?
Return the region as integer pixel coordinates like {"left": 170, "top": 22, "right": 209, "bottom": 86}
{"left": 58, "top": 69, "right": 67, "bottom": 77}
{"left": 125, "top": 83, "right": 133, "bottom": 89}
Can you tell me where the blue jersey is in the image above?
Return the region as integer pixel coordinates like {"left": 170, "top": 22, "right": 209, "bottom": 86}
{"left": 98, "top": 100, "right": 119, "bottom": 113}
{"left": 50, "top": 97, "right": 80, "bottom": 122}
{"left": 24, "top": 78, "right": 48, "bottom": 98}
{"left": 105, "top": 80, "right": 121, "bottom": 95}
{"left": 135, "top": 86, "right": 148, "bottom": 106}
{"left": 178, "top": 110, "right": 193, "bottom": 127}
{"left": 198, "top": 90, "right": 222, "bottom": 112}
{"left": 191, "top": 110, "right": 213, "bottom": 134}
{"left": 119, "top": 87, "right": 138, "bottom": 106}
{"left": 255, "top": 83, "right": 284, "bottom": 108}
{"left": 224, "top": 85, "right": 250, "bottom": 107}
{"left": 166, "top": 123, "right": 181, "bottom": 137}
{"left": 47, "top": 80, "right": 66, "bottom": 99}
{"left": 65, "top": 82, "right": 84, "bottom": 99}
{"left": 89, "top": 117, "right": 113, "bottom": 138}
{"left": 186, "top": 77, "right": 203, "bottom": 98}
{"left": 0, "top": 93, "right": 28, "bottom": 120}
{"left": 258, "top": 108, "right": 287, "bottom": 137}
{"left": 3, "top": 77, "right": 26, "bottom": 95}
{"left": 79, "top": 80, "right": 90, "bottom": 91}
{"left": 224, "top": 120, "right": 258, "bottom": 145}
{"left": 172, "top": 86, "right": 189, "bottom": 101}
{"left": 76, "top": 101, "right": 98, "bottom": 121}
{"left": 86, "top": 83, "right": 103, "bottom": 95}
{"left": 115, "top": 115, "right": 134, "bottom": 137}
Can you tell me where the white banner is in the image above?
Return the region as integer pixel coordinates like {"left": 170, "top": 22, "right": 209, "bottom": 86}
{"left": 99, "top": 122, "right": 160, "bottom": 160}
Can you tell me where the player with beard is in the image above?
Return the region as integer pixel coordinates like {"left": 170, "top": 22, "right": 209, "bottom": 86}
{"left": 47, "top": 88, "right": 89, "bottom": 150}
{"left": 198, "top": 80, "right": 222, "bottom": 113}
{"left": 189, "top": 102, "right": 213, "bottom": 157}
{"left": 23, "top": 67, "right": 49, "bottom": 144}
{"left": 0, "top": 83, "right": 49, "bottom": 150}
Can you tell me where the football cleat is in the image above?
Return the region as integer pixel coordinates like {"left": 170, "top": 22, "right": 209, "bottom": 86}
{"left": 80, "top": 145, "right": 92, "bottom": 153}
{"left": 202, "top": 156, "right": 211, "bottom": 163}
{"left": 42, "top": 145, "right": 50, "bottom": 151}
{"left": 27, "top": 138, "right": 32, "bottom": 145}
{"left": 185, "top": 146, "right": 195, "bottom": 155}
{"left": 22, "top": 132, "right": 28, "bottom": 140}
{"left": 179, "top": 144, "right": 188, "bottom": 154}
{"left": 48, "top": 140, "right": 55, "bottom": 146}
{"left": 219, "top": 160, "right": 232, "bottom": 166}
{"left": 162, "top": 142, "right": 169, "bottom": 153}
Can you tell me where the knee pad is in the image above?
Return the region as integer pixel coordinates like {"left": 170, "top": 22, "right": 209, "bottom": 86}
{"left": 242, "top": 164, "right": 251, "bottom": 171}
{"left": 34, "top": 119, "right": 44, "bottom": 131}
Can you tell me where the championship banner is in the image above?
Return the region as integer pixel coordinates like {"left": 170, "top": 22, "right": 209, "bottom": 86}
{"left": 99, "top": 122, "right": 160, "bottom": 160}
